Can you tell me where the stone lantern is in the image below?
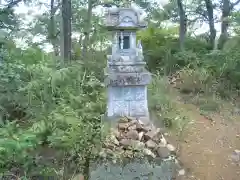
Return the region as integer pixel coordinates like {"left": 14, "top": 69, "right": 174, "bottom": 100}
{"left": 104, "top": 4, "right": 151, "bottom": 122}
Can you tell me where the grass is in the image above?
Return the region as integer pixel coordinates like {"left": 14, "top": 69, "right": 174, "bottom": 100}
{"left": 148, "top": 75, "right": 191, "bottom": 134}
{"left": 148, "top": 72, "right": 240, "bottom": 142}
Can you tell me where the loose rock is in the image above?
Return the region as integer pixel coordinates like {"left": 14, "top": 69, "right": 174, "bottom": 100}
{"left": 143, "top": 148, "right": 156, "bottom": 158}
{"left": 125, "top": 130, "right": 139, "bottom": 140}
{"left": 131, "top": 140, "right": 145, "bottom": 150}
{"left": 144, "top": 130, "right": 157, "bottom": 141}
{"left": 128, "top": 124, "right": 137, "bottom": 130}
{"left": 178, "top": 169, "right": 185, "bottom": 176}
{"left": 166, "top": 144, "right": 176, "bottom": 152}
{"left": 157, "top": 147, "right": 170, "bottom": 158}
{"left": 118, "top": 117, "right": 129, "bottom": 123}
{"left": 138, "top": 131, "right": 144, "bottom": 141}
{"left": 102, "top": 117, "right": 177, "bottom": 163}
{"left": 146, "top": 140, "right": 157, "bottom": 149}
{"left": 119, "top": 139, "right": 132, "bottom": 148}
{"left": 231, "top": 149, "right": 240, "bottom": 162}
{"left": 118, "top": 122, "right": 130, "bottom": 130}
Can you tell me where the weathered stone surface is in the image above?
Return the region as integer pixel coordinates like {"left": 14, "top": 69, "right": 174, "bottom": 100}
{"left": 118, "top": 117, "right": 129, "bottom": 123}
{"left": 178, "top": 169, "right": 185, "bottom": 176}
{"left": 125, "top": 130, "right": 139, "bottom": 140}
{"left": 128, "top": 124, "right": 137, "bottom": 130}
{"left": 103, "top": 117, "right": 177, "bottom": 162}
{"left": 146, "top": 140, "right": 157, "bottom": 149}
{"left": 107, "top": 86, "right": 149, "bottom": 117}
{"left": 159, "top": 135, "right": 167, "bottom": 147}
{"left": 111, "top": 65, "right": 145, "bottom": 73}
{"left": 231, "top": 149, "right": 240, "bottom": 162}
{"left": 118, "top": 122, "right": 130, "bottom": 130}
{"left": 157, "top": 147, "right": 171, "bottom": 158}
{"left": 167, "top": 144, "right": 176, "bottom": 152}
{"left": 131, "top": 140, "right": 145, "bottom": 150}
{"left": 106, "top": 72, "right": 151, "bottom": 86}
{"left": 120, "top": 139, "right": 132, "bottom": 148}
{"left": 144, "top": 130, "right": 158, "bottom": 141}
{"left": 138, "top": 131, "right": 144, "bottom": 141}
{"left": 143, "top": 148, "right": 156, "bottom": 158}
{"left": 136, "top": 122, "right": 147, "bottom": 132}
{"left": 99, "top": 117, "right": 181, "bottom": 179}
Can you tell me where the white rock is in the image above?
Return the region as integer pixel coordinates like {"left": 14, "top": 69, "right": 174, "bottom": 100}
{"left": 166, "top": 144, "right": 176, "bottom": 151}
{"left": 143, "top": 148, "right": 156, "bottom": 158}
{"left": 138, "top": 131, "right": 144, "bottom": 141}
{"left": 231, "top": 149, "right": 240, "bottom": 162}
{"left": 234, "top": 149, "right": 240, "bottom": 155}
{"left": 159, "top": 135, "right": 167, "bottom": 147}
{"left": 178, "top": 169, "right": 185, "bottom": 176}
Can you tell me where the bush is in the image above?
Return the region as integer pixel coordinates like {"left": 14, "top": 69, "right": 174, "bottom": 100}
{"left": 139, "top": 27, "right": 240, "bottom": 98}
{"left": 0, "top": 43, "right": 107, "bottom": 179}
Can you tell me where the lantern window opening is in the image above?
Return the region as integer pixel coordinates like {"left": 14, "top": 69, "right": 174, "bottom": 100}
{"left": 118, "top": 35, "right": 130, "bottom": 49}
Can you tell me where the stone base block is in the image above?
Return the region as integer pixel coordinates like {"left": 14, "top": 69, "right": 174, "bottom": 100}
{"left": 107, "top": 86, "right": 149, "bottom": 118}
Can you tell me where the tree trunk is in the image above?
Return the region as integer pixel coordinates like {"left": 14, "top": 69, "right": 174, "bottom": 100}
{"left": 204, "top": 0, "right": 216, "bottom": 49}
{"left": 218, "top": 0, "right": 230, "bottom": 49}
{"left": 49, "top": 0, "right": 59, "bottom": 56}
{"left": 81, "top": 0, "right": 93, "bottom": 60}
{"left": 218, "top": 0, "right": 240, "bottom": 49}
{"left": 62, "top": 0, "right": 72, "bottom": 62}
{"left": 177, "top": 0, "right": 186, "bottom": 51}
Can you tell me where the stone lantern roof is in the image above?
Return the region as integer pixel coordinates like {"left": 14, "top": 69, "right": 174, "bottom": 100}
{"left": 104, "top": 4, "right": 147, "bottom": 30}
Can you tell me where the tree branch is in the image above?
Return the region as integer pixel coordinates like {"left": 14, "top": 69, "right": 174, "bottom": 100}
{"left": 231, "top": 0, "right": 240, "bottom": 9}
{"left": 6, "top": 0, "right": 23, "bottom": 9}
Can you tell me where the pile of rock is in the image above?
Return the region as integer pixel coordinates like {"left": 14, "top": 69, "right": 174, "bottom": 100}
{"left": 100, "top": 117, "right": 177, "bottom": 161}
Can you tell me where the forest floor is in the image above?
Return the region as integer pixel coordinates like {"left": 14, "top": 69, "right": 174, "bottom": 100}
{"left": 166, "top": 91, "right": 240, "bottom": 180}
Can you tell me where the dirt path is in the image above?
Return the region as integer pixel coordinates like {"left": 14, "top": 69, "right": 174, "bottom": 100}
{"left": 173, "top": 102, "right": 240, "bottom": 180}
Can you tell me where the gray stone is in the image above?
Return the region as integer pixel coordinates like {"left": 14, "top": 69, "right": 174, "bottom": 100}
{"left": 118, "top": 117, "right": 129, "bottom": 123}
{"left": 143, "top": 148, "right": 156, "bottom": 158}
{"left": 146, "top": 140, "right": 157, "bottom": 149}
{"left": 138, "top": 131, "right": 144, "bottom": 141}
{"left": 166, "top": 144, "right": 176, "bottom": 152}
{"left": 178, "top": 169, "right": 185, "bottom": 176}
{"left": 231, "top": 149, "right": 240, "bottom": 162}
{"left": 125, "top": 130, "right": 139, "bottom": 140}
{"left": 118, "top": 122, "right": 130, "bottom": 130}
{"left": 119, "top": 139, "right": 132, "bottom": 148}
{"left": 131, "top": 140, "right": 145, "bottom": 150}
{"left": 106, "top": 72, "right": 151, "bottom": 86}
{"left": 157, "top": 147, "right": 171, "bottom": 158}
{"left": 128, "top": 124, "right": 137, "bottom": 130}
{"left": 144, "top": 130, "right": 159, "bottom": 141}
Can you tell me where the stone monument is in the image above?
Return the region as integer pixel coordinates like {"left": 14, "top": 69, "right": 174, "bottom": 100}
{"left": 104, "top": 4, "right": 151, "bottom": 122}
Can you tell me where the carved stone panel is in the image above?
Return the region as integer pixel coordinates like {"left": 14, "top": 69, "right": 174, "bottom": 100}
{"left": 112, "top": 100, "right": 129, "bottom": 116}
{"left": 129, "top": 100, "right": 147, "bottom": 116}
{"left": 106, "top": 72, "right": 151, "bottom": 86}
{"left": 111, "top": 65, "right": 145, "bottom": 73}
{"left": 134, "top": 86, "right": 146, "bottom": 100}
{"left": 107, "top": 86, "right": 148, "bottom": 117}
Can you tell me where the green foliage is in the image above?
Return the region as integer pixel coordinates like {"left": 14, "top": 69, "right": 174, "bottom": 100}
{"left": 148, "top": 75, "right": 190, "bottom": 131}
{"left": 139, "top": 28, "right": 211, "bottom": 74}
{"left": 0, "top": 43, "right": 106, "bottom": 179}
{"left": 139, "top": 26, "right": 240, "bottom": 98}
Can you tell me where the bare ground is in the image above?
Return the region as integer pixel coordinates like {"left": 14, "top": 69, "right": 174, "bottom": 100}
{"left": 172, "top": 98, "right": 240, "bottom": 180}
